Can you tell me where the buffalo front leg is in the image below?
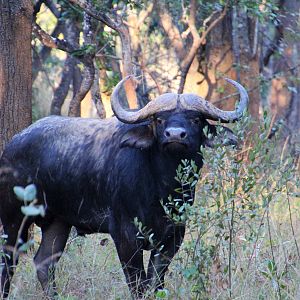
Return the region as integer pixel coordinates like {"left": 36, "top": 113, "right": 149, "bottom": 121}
{"left": 147, "top": 226, "right": 185, "bottom": 290}
{"left": 33, "top": 219, "right": 70, "bottom": 298}
{"left": 111, "top": 232, "right": 147, "bottom": 298}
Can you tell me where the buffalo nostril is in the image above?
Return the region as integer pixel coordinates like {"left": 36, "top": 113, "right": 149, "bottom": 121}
{"left": 165, "top": 130, "right": 171, "bottom": 137}
{"left": 180, "top": 131, "right": 187, "bottom": 139}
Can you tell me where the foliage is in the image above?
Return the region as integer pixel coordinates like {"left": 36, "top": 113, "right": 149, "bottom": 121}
{"left": 71, "top": 44, "right": 97, "bottom": 58}
{"left": 159, "top": 113, "right": 300, "bottom": 299}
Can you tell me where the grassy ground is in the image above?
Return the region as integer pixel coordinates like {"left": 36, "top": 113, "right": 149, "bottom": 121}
{"left": 8, "top": 233, "right": 130, "bottom": 300}
{"left": 5, "top": 195, "right": 300, "bottom": 300}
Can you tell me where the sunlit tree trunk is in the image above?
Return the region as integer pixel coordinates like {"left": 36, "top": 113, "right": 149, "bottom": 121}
{"left": 0, "top": 0, "right": 33, "bottom": 154}
{"left": 202, "top": 6, "right": 260, "bottom": 118}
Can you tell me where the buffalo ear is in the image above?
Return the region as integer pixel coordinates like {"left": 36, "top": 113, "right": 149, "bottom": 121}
{"left": 204, "top": 124, "right": 238, "bottom": 148}
{"left": 120, "top": 125, "right": 154, "bottom": 149}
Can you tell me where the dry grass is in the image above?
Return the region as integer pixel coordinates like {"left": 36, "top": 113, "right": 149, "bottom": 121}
{"left": 3, "top": 194, "right": 299, "bottom": 300}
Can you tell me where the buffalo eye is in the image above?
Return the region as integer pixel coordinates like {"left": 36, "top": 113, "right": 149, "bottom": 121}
{"left": 192, "top": 117, "right": 201, "bottom": 125}
{"left": 156, "top": 118, "right": 164, "bottom": 125}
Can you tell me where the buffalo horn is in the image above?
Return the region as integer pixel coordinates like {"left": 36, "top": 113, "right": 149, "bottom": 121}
{"left": 111, "top": 76, "right": 249, "bottom": 124}
{"left": 179, "top": 78, "right": 249, "bottom": 122}
{"left": 111, "top": 76, "right": 178, "bottom": 124}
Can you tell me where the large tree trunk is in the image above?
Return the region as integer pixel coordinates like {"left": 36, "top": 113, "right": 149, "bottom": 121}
{"left": 0, "top": 0, "right": 33, "bottom": 154}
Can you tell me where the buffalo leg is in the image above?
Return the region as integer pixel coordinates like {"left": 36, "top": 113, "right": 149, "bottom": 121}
{"left": 118, "top": 246, "right": 147, "bottom": 298}
{"left": 33, "top": 219, "right": 70, "bottom": 298}
{"left": 147, "top": 227, "right": 185, "bottom": 290}
{"left": 111, "top": 233, "right": 147, "bottom": 297}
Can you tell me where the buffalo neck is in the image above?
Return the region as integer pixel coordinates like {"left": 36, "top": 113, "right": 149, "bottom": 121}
{"left": 149, "top": 144, "right": 203, "bottom": 200}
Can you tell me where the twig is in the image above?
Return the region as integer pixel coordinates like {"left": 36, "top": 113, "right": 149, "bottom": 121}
{"left": 280, "top": 136, "right": 290, "bottom": 163}
{"left": 228, "top": 196, "right": 235, "bottom": 298}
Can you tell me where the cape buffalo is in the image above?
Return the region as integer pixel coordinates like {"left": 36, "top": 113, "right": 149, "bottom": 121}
{"left": 0, "top": 76, "right": 248, "bottom": 298}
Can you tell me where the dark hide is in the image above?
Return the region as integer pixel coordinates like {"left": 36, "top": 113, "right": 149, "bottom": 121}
{"left": 0, "top": 111, "right": 236, "bottom": 298}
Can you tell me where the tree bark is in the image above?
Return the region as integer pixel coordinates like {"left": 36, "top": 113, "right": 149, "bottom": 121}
{"left": 51, "top": 18, "right": 80, "bottom": 115}
{"left": 203, "top": 6, "right": 260, "bottom": 119}
{"left": 68, "top": 11, "right": 95, "bottom": 117}
{"left": 0, "top": 0, "right": 33, "bottom": 154}
{"left": 267, "top": 0, "right": 300, "bottom": 133}
{"left": 68, "top": 0, "right": 138, "bottom": 109}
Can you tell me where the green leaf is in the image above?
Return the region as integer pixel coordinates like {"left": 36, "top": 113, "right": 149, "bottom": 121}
{"left": 155, "top": 289, "right": 169, "bottom": 299}
{"left": 24, "top": 184, "right": 37, "bottom": 202}
{"left": 21, "top": 205, "right": 45, "bottom": 217}
{"left": 38, "top": 205, "right": 46, "bottom": 217}
{"left": 71, "top": 44, "right": 96, "bottom": 58}
{"left": 13, "top": 186, "right": 25, "bottom": 201}
{"left": 267, "top": 259, "right": 276, "bottom": 274}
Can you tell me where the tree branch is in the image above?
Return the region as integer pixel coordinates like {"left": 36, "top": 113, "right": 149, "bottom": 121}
{"left": 91, "top": 63, "right": 106, "bottom": 118}
{"left": 44, "top": 0, "right": 61, "bottom": 18}
{"left": 68, "top": 0, "right": 120, "bottom": 30}
{"left": 68, "top": 0, "right": 137, "bottom": 108}
{"left": 68, "top": 11, "right": 95, "bottom": 117}
{"left": 177, "top": 1, "right": 228, "bottom": 93}
{"left": 32, "top": 20, "right": 65, "bottom": 82}
{"left": 33, "top": 22, "right": 75, "bottom": 52}
{"left": 50, "top": 56, "right": 74, "bottom": 115}
{"left": 231, "top": 4, "right": 240, "bottom": 81}
{"left": 136, "top": 2, "right": 154, "bottom": 29}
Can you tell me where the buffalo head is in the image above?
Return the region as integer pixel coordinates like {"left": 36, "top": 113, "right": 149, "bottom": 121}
{"left": 112, "top": 76, "right": 248, "bottom": 154}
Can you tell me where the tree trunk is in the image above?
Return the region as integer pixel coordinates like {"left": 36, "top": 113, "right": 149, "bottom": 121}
{"left": 202, "top": 6, "right": 260, "bottom": 119}
{"left": 0, "top": 0, "right": 33, "bottom": 154}
{"left": 265, "top": 0, "right": 300, "bottom": 155}
{"left": 274, "top": 1, "right": 300, "bottom": 131}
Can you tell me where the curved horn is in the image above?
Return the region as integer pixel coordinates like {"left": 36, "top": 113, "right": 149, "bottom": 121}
{"left": 111, "top": 75, "right": 178, "bottom": 124}
{"left": 180, "top": 78, "right": 249, "bottom": 122}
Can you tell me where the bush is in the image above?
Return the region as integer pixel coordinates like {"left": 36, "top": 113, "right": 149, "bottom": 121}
{"left": 162, "top": 113, "right": 300, "bottom": 299}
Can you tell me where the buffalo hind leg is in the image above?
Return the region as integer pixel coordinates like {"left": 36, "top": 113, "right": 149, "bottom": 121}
{"left": 34, "top": 219, "right": 70, "bottom": 298}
